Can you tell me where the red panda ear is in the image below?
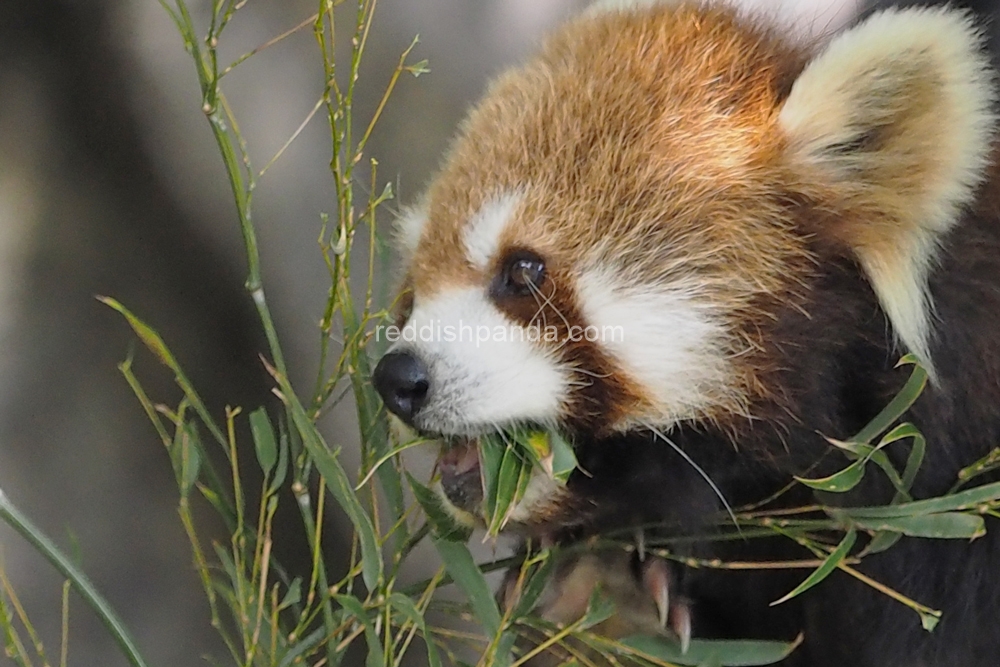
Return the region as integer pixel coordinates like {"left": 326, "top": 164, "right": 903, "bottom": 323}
{"left": 779, "top": 7, "right": 996, "bottom": 374}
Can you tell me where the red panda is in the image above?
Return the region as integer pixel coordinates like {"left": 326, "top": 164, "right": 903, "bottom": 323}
{"left": 372, "top": 2, "right": 1000, "bottom": 665}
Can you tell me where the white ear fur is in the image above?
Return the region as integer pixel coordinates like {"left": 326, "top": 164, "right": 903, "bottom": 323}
{"left": 779, "top": 7, "right": 997, "bottom": 374}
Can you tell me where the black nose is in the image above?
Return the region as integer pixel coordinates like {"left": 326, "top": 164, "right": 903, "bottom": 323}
{"left": 372, "top": 351, "right": 430, "bottom": 424}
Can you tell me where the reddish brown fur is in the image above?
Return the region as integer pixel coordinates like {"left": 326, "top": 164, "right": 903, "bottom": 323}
{"left": 408, "top": 4, "right": 818, "bottom": 425}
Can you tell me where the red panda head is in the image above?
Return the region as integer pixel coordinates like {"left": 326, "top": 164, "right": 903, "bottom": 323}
{"left": 372, "top": 2, "right": 996, "bottom": 532}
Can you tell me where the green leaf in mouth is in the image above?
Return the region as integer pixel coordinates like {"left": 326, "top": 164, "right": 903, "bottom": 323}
{"left": 479, "top": 427, "right": 579, "bottom": 537}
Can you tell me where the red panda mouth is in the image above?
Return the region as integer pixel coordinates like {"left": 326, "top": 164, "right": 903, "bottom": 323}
{"left": 436, "top": 438, "right": 484, "bottom": 514}
{"left": 434, "top": 426, "right": 582, "bottom": 538}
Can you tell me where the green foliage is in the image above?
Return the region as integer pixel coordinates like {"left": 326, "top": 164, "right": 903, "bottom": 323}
{"left": 0, "top": 488, "right": 149, "bottom": 667}
{"left": 615, "top": 635, "right": 802, "bottom": 667}
{"left": 478, "top": 428, "right": 578, "bottom": 538}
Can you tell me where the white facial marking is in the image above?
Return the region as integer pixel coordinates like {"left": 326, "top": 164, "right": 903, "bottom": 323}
{"left": 577, "top": 269, "right": 733, "bottom": 426}
{"left": 462, "top": 192, "right": 522, "bottom": 270}
{"left": 394, "top": 203, "right": 428, "bottom": 259}
{"left": 392, "top": 286, "right": 567, "bottom": 434}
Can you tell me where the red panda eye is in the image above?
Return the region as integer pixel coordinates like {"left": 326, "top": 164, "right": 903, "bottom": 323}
{"left": 494, "top": 249, "right": 546, "bottom": 298}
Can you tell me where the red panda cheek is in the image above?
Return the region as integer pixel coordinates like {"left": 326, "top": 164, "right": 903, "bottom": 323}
{"left": 559, "top": 345, "right": 655, "bottom": 436}
{"left": 393, "top": 283, "right": 414, "bottom": 328}
{"left": 482, "top": 263, "right": 647, "bottom": 433}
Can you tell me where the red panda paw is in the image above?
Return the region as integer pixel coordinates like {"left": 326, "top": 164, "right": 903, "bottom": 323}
{"left": 503, "top": 546, "right": 693, "bottom": 661}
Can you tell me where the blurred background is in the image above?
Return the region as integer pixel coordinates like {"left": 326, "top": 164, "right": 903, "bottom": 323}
{"left": 1, "top": 0, "right": 993, "bottom": 664}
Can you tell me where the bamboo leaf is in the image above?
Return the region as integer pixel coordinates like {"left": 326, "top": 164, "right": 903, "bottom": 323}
{"left": 303, "top": 431, "right": 383, "bottom": 591}
{"left": 278, "top": 578, "right": 301, "bottom": 611}
{"left": 508, "top": 553, "right": 555, "bottom": 620}
{"left": 799, "top": 422, "right": 925, "bottom": 494}
{"left": 771, "top": 529, "right": 856, "bottom": 605}
{"left": 267, "top": 424, "right": 290, "bottom": 496}
{"left": 861, "top": 530, "right": 903, "bottom": 556}
{"left": 953, "top": 447, "right": 1000, "bottom": 491}
{"left": 99, "top": 297, "right": 227, "bottom": 449}
{"left": 880, "top": 423, "right": 925, "bottom": 493}
{"left": 346, "top": 330, "right": 406, "bottom": 538}
{"left": 616, "top": 634, "right": 802, "bottom": 667}
{"left": 821, "top": 423, "right": 927, "bottom": 504}
{"left": 431, "top": 537, "right": 502, "bottom": 636}
{"left": 334, "top": 595, "right": 385, "bottom": 667}
{"left": 920, "top": 609, "right": 942, "bottom": 632}
{"left": 0, "top": 488, "right": 151, "bottom": 667}
{"left": 795, "top": 457, "right": 867, "bottom": 492}
{"left": 851, "top": 356, "right": 927, "bottom": 444}
{"left": 546, "top": 431, "right": 578, "bottom": 484}
{"left": 891, "top": 424, "right": 925, "bottom": 503}
{"left": 179, "top": 421, "right": 202, "bottom": 497}
{"left": 518, "top": 430, "right": 577, "bottom": 484}
{"left": 835, "top": 481, "right": 1000, "bottom": 518}
{"left": 249, "top": 407, "right": 278, "bottom": 475}
{"left": 579, "top": 587, "right": 616, "bottom": 630}
{"left": 486, "top": 447, "right": 531, "bottom": 537}
{"left": 388, "top": 593, "right": 442, "bottom": 667}
{"left": 851, "top": 422, "right": 926, "bottom": 504}
{"left": 406, "top": 473, "right": 473, "bottom": 542}
{"left": 268, "top": 363, "right": 383, "bottom": 591}
{"left": 841, "top": 513, "right": 986, "bottom": 540}
{"left": 493, "top": 632, "right": 517, "bottom": 667}
{"left": 480, "top": 436, "right": 506, "bottom": 526}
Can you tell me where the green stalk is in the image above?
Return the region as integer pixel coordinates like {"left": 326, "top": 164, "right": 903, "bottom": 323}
{"left": 0, "top": 487, "right": 150, "bottom": 667}
{"left": 171, "top": 0, "right": 289, "bottom": 381}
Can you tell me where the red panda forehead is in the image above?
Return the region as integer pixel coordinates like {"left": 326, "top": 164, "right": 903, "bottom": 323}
{"left": 409, "top": 3, "right": 808, "bottom": 300}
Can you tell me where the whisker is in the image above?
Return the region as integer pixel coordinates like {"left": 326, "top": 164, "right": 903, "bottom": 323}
{"left": 643, "top": 423, "right": 741, "bottom": 532}
{"left": 571, "top": 366, "right": 614, "bottom": 380}
{"left": 527, "top": 279, "right": 574, "bottom": 334}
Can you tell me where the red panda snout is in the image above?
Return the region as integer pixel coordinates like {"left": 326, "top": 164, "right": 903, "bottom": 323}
{"left": 371, "top": 350, "right": 431, "bottom": 425}
{"left": 375, "top": 283, "right": 572, "bottom": 436}
{"left": 377, "top": 237, "right": 745, "bottom": 439}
